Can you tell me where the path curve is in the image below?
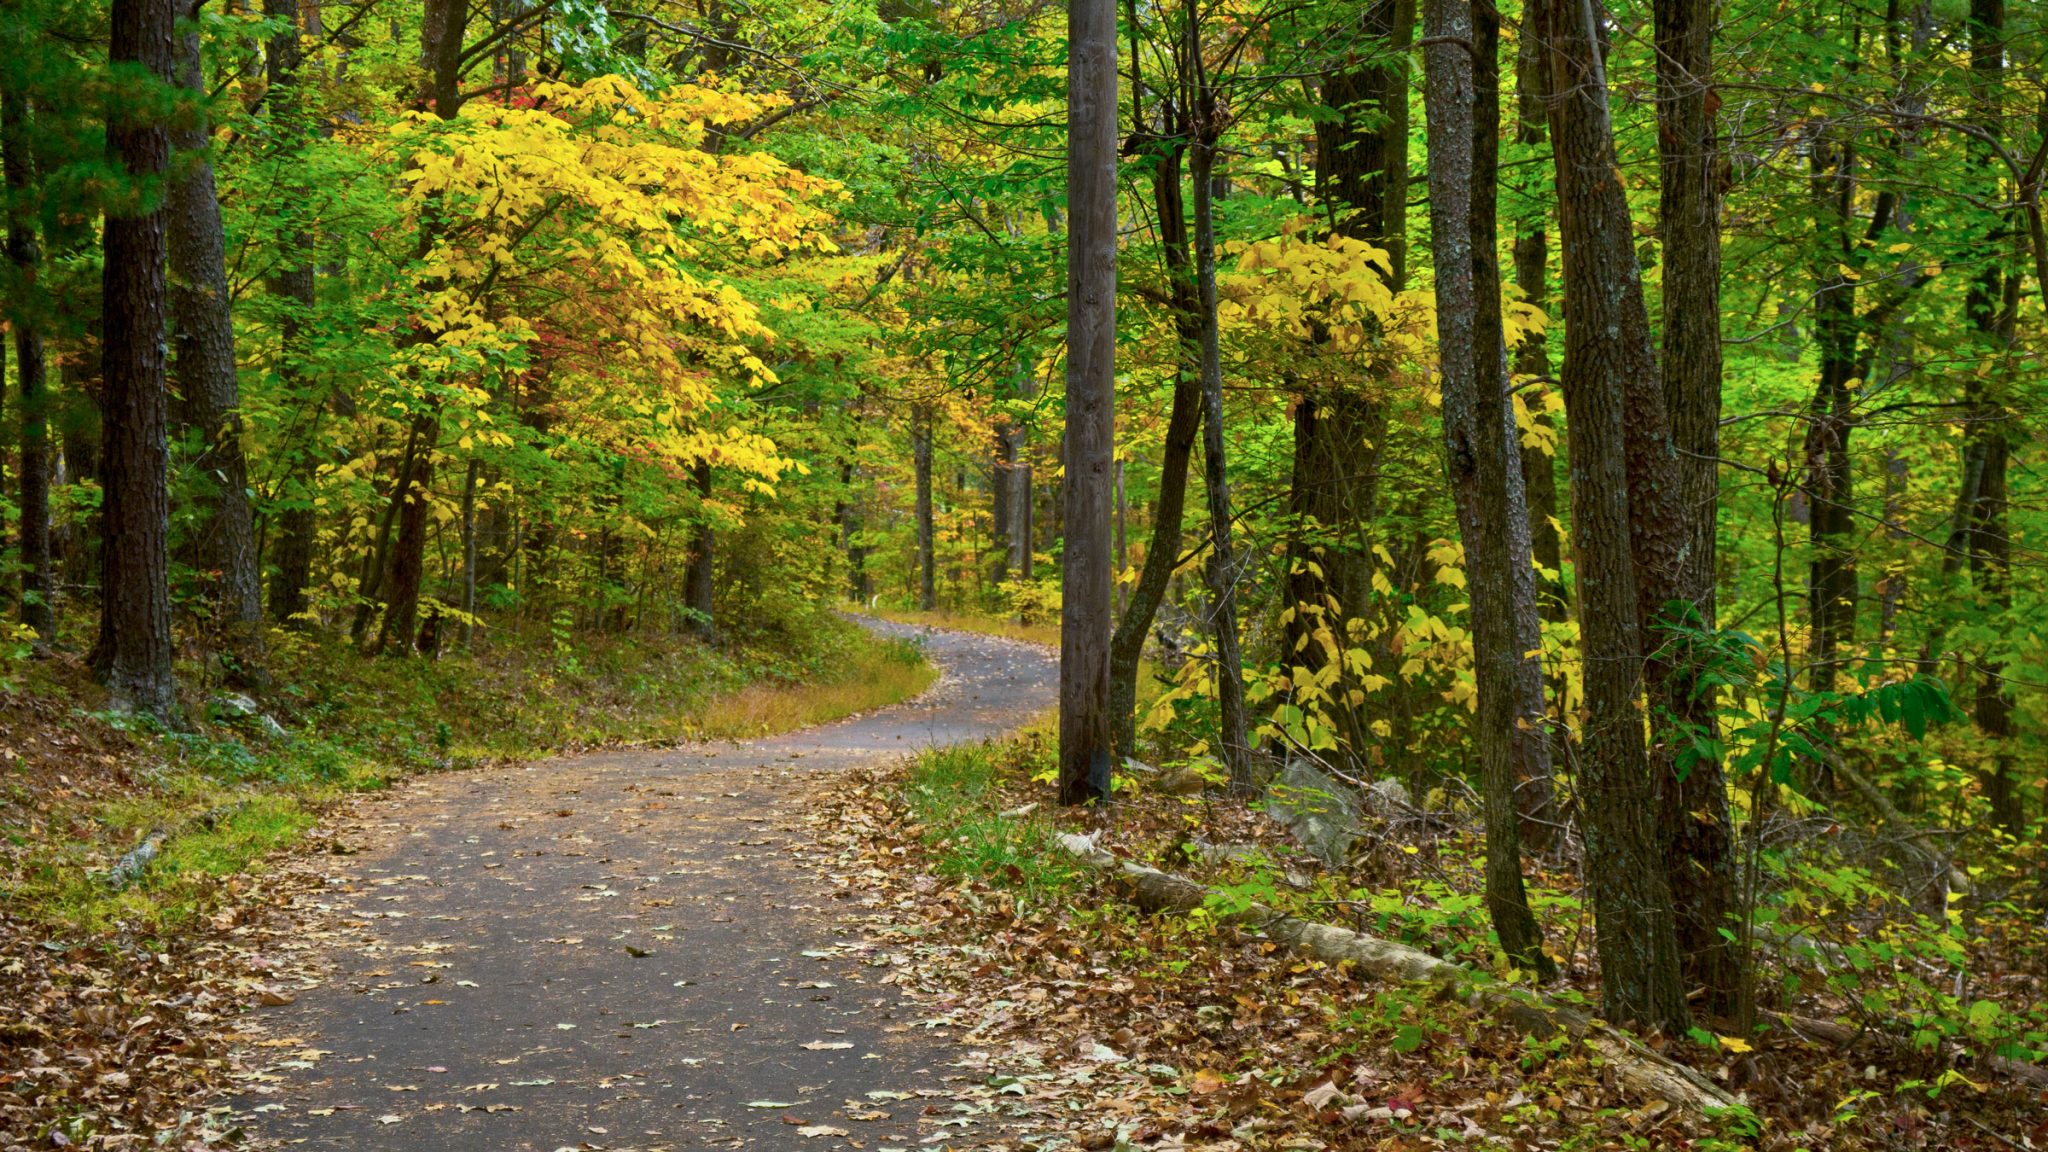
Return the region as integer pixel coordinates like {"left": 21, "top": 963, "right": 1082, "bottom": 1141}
{"left": 235, "top": 620, "right": 1055, "bottom": 1151}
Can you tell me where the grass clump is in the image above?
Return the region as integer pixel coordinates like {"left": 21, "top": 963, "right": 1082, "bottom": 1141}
{"left": 903, "top": 740, "right": 1086, "bottom": 905}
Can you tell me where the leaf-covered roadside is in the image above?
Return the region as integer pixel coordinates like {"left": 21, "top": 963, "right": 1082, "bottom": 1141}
{"left": 799, "top": 736, "right": 2048, "bottom": 1151}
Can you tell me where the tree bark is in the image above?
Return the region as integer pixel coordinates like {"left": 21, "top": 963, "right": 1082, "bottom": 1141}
{"left": 1285, "top": 0, "right": 1409, "bottom": 757}
{"left": 1109, "top": 140, "right": 1202, "bottom": 762}
{"left": 3, "top": 87, "right": 54, "bottom": 644}
{"left": 95, "top": 0, "right": 182, "bottom": 719}
{"left": 1511, "top": 28, "right": 1564, "bottom": 624}
{"left": 1187, "top": 20, "right": 1249, "bottom": 787}
{"left": 264, "top": 0, "right": 320, "bottom": 625}
{"left": 167, "top": 4, "right": 266, "bottom": 664}
{"left": 1652, "top": 0, "right": 1740, "bottom": 1016}
{"left": 912, "top": 401, "right": 936, "bottom": 611}
{"left": 1057, "top": 0, "right": 1118, "bottom": 806}
{"left": 1532, "top": 0, "right": 1689, "bottom": 1033}
{"left": 684, "top": 460, "right": 715, "bottom": 638}
{"left": 1422, "top": 0, "right": 1552, "bottom": 978}
{"left": 375, "top": 414, "right": 437, "bottom": 654}
{"left": 1962, "top": 0, "right": 2021, "bottom": 833}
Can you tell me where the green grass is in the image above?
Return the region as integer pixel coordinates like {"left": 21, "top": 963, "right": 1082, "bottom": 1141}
{"left": 903, "top": 742, "right": 1087, "bottom": 904}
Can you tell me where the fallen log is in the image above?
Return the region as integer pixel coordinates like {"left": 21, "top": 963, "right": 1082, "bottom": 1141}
{"left": 1055, "top": 832, "right": 1741, "bottom": 1114}
{"left": 1769, "top": 1012, "right": 2048, "bottom": 1090}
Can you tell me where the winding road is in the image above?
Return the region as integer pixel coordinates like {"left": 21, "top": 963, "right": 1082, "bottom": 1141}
{"left": 234, "top": 620, "right": 1056, "bottom": 1151}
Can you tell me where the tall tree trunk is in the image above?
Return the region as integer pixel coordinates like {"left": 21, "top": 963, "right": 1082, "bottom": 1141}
{"left": 459, "top": 457, "right": 479, "bottom": 649}
{"left": 1188, "top": 28, "right": 1249, "bottom": 786}
{"left": 265, "top": 0, "right": 319, "bottom": 625}
{"left": 167, "top": 5, "right": 266, "bottom": 667}
{"left": 1286, "top": 0, "right": 1409, "bottom": 758}
{"left": 1511, "top": 29, "right": 1564, "bottom": 624}
{"left": 1804, "top": 128, "right": 1859, "bottom": 696}
{"left": 1473, "top": 0, "right": 1557, "bottom": 851}
{"left": 1533, "top": 0, "right": 1689, "bottom": 1033}
{"left": 1652, "top": 0, "right": 1740, "bottom": 1016}
{"left": 912, "top": 401, "right": 936, "bottom": 611}
{"left": 4, "top": 87, "right": 54, "bottom": 645}
{"left": 95, "top": 0, "right": 181, "bottom": 719}
{"left": 684, "top": 461, "right": 715, "bottom": 639}
{"left": 1009, "top": 370, "right": 1035, "bottom": 581}
{"left": 1963, "top": 0, "right": 2021, "bottom": 833}
{"left": 1057, "top": 0, "right": 1118, "bottom": 805}
{"left": 1109, "top": 140, "right": 1203, "bottom": 761}
{"left": 369, "top": 0, "right": 468, "bottom": 650}
{"left": 1422, "top": 0, "right": 1552, "bottom": 976}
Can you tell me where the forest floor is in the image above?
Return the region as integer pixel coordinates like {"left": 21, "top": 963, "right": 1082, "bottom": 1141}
{"left": 226, "top": 620, "right": 1067, "bottom": 1151}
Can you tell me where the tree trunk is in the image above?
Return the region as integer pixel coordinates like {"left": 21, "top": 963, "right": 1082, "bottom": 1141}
{"left": 1187, "top": 33, "right": 1249, "bottom": 787}
{"left": 1652, "top": 0, "right": 1740, "bottom": 1017}
{"left": 1109, "top": 140, "right": 1203, "bottom": 762}
{"left": 1422, "top": 0, "right": 1551, "bottom": 978}
{"left": 459, "top": 457, "right": 479, "bottom": 649}
{"left": 1009, "top": 370, "right": 1035, "bottom": 581}
{"left": 167, "top": 7, "right": 265, "bottom": 665}
{"left": 264, "top": 0, "right": 318, "bottom": 625}
{"left": 4, "top": 87, "right": 54, "bottom": 644}
{"left": 912, "top": 401, "right": 936, "bottom": 611}
{"left": 1472, "top": 0, "right": 1557, "bottom": 852}
{"left": 1285, "top": 0, "right": 1409, "bottom": 757}
{"left": 1511, "top": 28, "right": 1564, "bottom": 624}
{"left": 1962, "top": 0, "right": 2021, "bottom": 834}
{"left": 1804, "top": 129, "right": 1859, "bottom": 696}
{"left": 1057, "top": 0, "right": 1118, "bottom": 806}
{"left": 1533, "top": 0, "right": 1689, "bottom": 1034}
{"left": 375, "top": 414, "right": 437, "bottom": 654}
{"left": 684, "top": 460, "right": 715, "bottom": 639}
{"left": 95, "top": 0, "right": 181, "bottom": 719}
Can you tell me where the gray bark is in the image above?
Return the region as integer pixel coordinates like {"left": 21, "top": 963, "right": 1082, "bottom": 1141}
{"left": 168, "top": 6, "right": 266, "bottom": 657}
{"left": 1057, "top": 0, "right": 1118, "bottom": 805}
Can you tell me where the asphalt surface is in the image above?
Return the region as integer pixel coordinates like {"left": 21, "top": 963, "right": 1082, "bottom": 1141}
{"left": 233, "top": 620, "right": 1056, "bottom": 1151}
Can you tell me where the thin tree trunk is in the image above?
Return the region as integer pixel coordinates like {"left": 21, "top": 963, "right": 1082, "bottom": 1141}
{"left": 1188, "top": 33, "right": 1249, "bottom": 787}
{"left": 1652, "top": 0, "right": 1740, "bottom": 1016}
{"left": 167, "top": 6, "right": 265, "bottom": 666}
{"left": 375, "top": 414, "right": 436, "bottom": 654}
{"left": 459, "top": 457, "right": 479, "bottom": 649}
{"left": 3, "top": 87, "right": 54, "bottom": 644}
{"left": 1109, "top": 140, "right": 1203, "bottom": 762}
{"left": 1285, "top": 0, "right": 1408, "bottom": 759}
{"left": 684, "top": 460, "right": 715, "bottom": 638}
{"left": 912, "top": 401, "right": 936, "bottom": 611}
{"left": 1057, "top": 0, "right": 1118, "bottom": 805}
{"left": 1473, "top": 0, "right": 1557, "bottom": 851}
{"left": 1963, "top": 0, "right": 2021, "bottom": 833}
{"left": 95, "top": 0, "right": 181, "bottom": 719}
{"left": 1511, "top": 29, "right": 1564, "bottom": 625}
{"left": 1533, "top": 0, "right": 1689, "bottom": 1033}
{"left": 264, "top": 0, "right": 318, "bottom": 625}
{"left": 1423, "top": 0, "right": 1551, "bottom": 978}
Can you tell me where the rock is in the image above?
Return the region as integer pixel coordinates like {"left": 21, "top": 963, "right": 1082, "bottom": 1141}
{"left": 209, "top": 693, "right": 261, "bottom": 720}
{"left": 1365, "top": 777, "right": 1412, "bottom": 813}
{"left": 1262, "top": 758, "right": 1361, "bottom": 866}
{"left": 1156, "top": 766, "right": 1213, "bottom": 796}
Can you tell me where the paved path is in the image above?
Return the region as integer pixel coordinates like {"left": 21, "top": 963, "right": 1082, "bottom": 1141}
{"left": 234, "top": 621, "right": 1056, "bottom": 1151}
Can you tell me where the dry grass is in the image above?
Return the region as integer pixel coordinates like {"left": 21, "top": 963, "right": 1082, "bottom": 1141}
{"left": 689, "top": 637, "right": 936, "bottom": 740}
{"left": 857, "top": 607, "right": 1060, "bottom": 649}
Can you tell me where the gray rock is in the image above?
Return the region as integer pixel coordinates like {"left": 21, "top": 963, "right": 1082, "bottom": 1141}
{"left": 1365, "top": 777, "right": 1412, "bottom": 813}
{"left": 1263, "top": 758, "right": 1362, "bottom": 866}
{"left": 210, "top": 693, "right": 261, "bottom": 719}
